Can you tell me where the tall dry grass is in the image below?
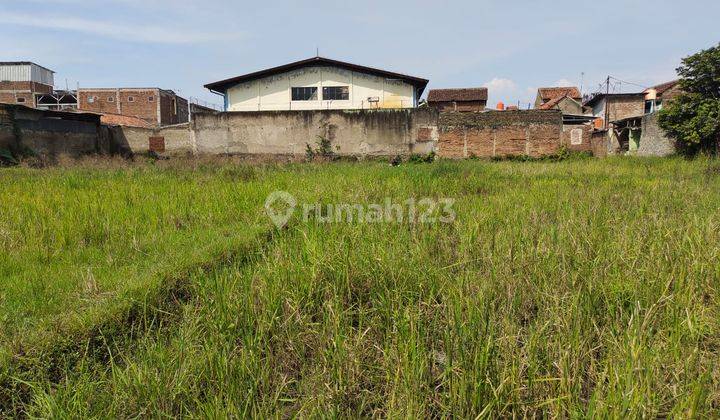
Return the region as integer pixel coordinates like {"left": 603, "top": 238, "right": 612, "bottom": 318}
{"left": 1, "top": 157, "right": 718, "bottom": 417}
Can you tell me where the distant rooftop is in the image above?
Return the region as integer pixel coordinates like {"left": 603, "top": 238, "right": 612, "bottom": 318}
{"left": 78, "top": 87, "right": 180, "bottom": 95}
{"left": 645, "top": 80, "right": 679, "bottom": 95}
{"left": 583, "top": 92, "right": 646, "bottom": 107}
{"left": 427, "top": 88, "right": 488, "bottom": 102}
{"left": 538, "top": 87, "right": 581, "bottom": 101}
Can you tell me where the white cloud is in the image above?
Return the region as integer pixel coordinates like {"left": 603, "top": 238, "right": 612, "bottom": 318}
{"left": 483, "top": 77, "right": 518, "bottom": 93}
{"left": 0, "top": 12, "right": 242, "bottom": 45}
{"left": 482, "top": 78, "right": 535, "bottom": 108}
{"left": 554, "top": 78, "right": 576, "bottom": 87}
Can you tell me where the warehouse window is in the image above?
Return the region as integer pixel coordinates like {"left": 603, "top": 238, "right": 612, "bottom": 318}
{"left": 108, "top": 96, "right": 115, "bottom": 102}
{"left": 291, "top": 87, "right": 318, "bottom": 101}
{"left": 128, "top": 96, "right": 135, "bottom": 102}
{"left": 323, "top": 86, "right": 349, "bottom": 101}
{"left": 16, "top": 97, "right": 25, "bottom": 103}
{"left": 148, "top": 96, "right": 155, "bottom": 102}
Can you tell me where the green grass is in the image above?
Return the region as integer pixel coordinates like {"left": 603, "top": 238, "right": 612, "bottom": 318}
{"left": 1, "top": 157, "right": 719, "bottom": 417}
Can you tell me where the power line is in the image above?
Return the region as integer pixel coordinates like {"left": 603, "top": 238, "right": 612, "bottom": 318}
{"left": 608, "top": 76, "right": 649, "bottom": 91}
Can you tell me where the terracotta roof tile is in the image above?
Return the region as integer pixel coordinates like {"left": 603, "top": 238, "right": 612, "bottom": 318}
{"left": 647, "top": 80, "right": 679, "bottom": 95}
{"left": 538, "top": 87, "right": 581, "bottom": 101}
{"left": 427, "top": 88, "right": 488, "bottom": 102}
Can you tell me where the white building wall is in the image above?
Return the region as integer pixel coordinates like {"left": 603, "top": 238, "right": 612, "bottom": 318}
{"left": 226, "top": 66, "right": 416, "bottom": 111}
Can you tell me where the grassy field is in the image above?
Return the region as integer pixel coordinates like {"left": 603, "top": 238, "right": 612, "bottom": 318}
{"left": 1, "top": 156, "right": 719, "bottom": 417}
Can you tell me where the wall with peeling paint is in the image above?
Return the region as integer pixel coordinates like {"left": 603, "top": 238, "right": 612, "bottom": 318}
{"left": 226, "top": 66, "right": 416, "bottom": 111}
{"left": 192, "top": 109, "right": 436, "bottom": 156}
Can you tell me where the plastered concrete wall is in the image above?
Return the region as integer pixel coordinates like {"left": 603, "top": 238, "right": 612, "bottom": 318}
{"left": 110, "top": 123, "right": 193, "bottom": 155}
{"left": 0, "top": 107, "right": 15, "bottom": 149}
{"left": 0, "top": 105, "right": 107, "bottom": 157}
{"left": 114, "top": 109, "right": 577, "bottom": 160}
{"left": 226, "top": 66, "right": 416, "bottom": 111}
{"left": 192, "top": 109, "right": 436, "bottom": 156}
{"left": 17, "top": 120, "right": 103, "bottom": 156}
{"left": 437, "top": 110, "right": 563, "bottom": 158}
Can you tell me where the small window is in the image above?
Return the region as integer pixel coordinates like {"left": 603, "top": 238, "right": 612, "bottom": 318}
{"left": 291, "top": 87, "right": 318, "bottom": 101}
{"left": 148, "top": 96, "right": 155, "bottom": 102}
{"left": 16, "top": 97, "right": 25, "bottom": 103}
{"left": 128, "top": 96, "right": 135, "bottom": 102}
{"left": 323, "top": 86, "right": 349, "bottom": 101}
{"left": 644, "top": 100, "right": 654, "bottom": 114}
{"left": 88, "top": 96, "right": 96, "bottom": 103}
{"left": 108, "top": 96, "right": 115, "bottom": 103}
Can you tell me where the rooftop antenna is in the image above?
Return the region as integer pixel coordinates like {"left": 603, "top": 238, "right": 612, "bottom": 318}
{"left": 580, "top": 72, "right": 585, "bottom": 96}
{"left": 316, "top": 47, "right": 319, "bottom": 57}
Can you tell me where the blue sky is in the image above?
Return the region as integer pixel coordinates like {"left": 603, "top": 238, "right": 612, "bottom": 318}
{"left": 2, "top": 0, "right": 718, "bottom": 108}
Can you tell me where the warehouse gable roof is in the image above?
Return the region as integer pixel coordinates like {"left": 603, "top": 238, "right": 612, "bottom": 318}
{"left": 205, "top": 56, "right": 429, "bottom": 95}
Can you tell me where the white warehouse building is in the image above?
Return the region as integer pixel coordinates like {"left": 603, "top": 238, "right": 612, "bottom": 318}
{"left": 205, "top": 56, "right": 429, "bottom": 112}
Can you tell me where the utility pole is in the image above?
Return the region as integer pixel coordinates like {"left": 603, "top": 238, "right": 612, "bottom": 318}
{"left": 604, "top": 76, "right": 610, "bottom": 130}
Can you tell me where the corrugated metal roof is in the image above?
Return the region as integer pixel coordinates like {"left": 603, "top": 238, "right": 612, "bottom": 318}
{"left": 0, "top": 62, "right": 55, "bottom": 73}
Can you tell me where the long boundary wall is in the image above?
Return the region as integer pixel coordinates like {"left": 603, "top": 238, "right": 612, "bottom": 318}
{"left": 192, "top": 109, "right": 437, "bottom": 156}
{"left": 114, "top": 109, "right": 572, "bottom": 159}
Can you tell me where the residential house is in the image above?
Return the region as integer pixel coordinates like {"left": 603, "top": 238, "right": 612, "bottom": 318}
{"left": 205, "top": 56, "right": 429, "bottom": 111}
{"left": 583, "top": 93, "right": 646, "bottom": 130}
{"left": 427, "top": 88, "right": 488, "bottom": 112}
{"left": 593, "top": 81, "right": 682, "bottom": 156}
{"left": 643, "top": 80, "right": 680, "bottom": 114}
{"left": 534, "top": 87, "right": 584, "bottom": 114}
{"left": 77, "top": 88, "right": 189, "bottom": 126}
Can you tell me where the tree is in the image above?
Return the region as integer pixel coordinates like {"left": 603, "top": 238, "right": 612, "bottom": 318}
{"left": 658, "top": 43, "right": 720, "bottom": 156}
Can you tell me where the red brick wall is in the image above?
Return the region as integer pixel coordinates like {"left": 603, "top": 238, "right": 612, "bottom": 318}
{"left": 0, "top": 81, "right": 53, "bottom": 94}
{"left": 561, "top": 123, "right": 593, "bottom": 152}
{"left": 466, "top": 127, "right": 494, "bottom": 156}
{"left": 606, "top": 96, "right": 644, "bottom": 123}
{"left": 79, "top": 89, "right": 161, "bottom": 125}
{"left": 0, "top": 92, "right": 34, "bottom": 106}
{"left": 430, "top": 101, "right": 487, "bottom": 112}
{"left": 159, "top": 92, "right": 189, "bottom": 125}
{"left": 438, "top": 110, "right": 562, "bottom": 158}
{"left": 78, "top": 90, "right": 123, "bottom": 115}
{"left": 590, "top": 131, "right": 608, "bottom": 157}
{"left": 0, "top": 81, "right": 54, "bottom": 107}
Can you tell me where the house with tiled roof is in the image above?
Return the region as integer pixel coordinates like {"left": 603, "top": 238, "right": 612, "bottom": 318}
{"left": 426, "top": 88, "right": 488, "bottom": 112}
{"left": 643, "top": 80, "right": 681, "bottom": 114}
{"left": 534, "top": 87, "right": 585, "bottom": 115}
